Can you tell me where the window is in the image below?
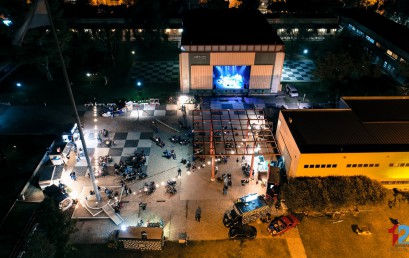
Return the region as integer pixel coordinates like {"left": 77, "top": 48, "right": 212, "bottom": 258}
{"left": 389, "top": 163, "right": 394, "bottom": 167}
{"left": 365, "top": 35, "right": 374, "bottom": 44}
{"left": 309, "top": 165, "right": 314, "bottom": 168}
{"left": 400, "top": 163, "right": 405, "bottom": 167}
{"left": 304, "top": 165, "right": 308, "bottom": 168}
{"left": 332, "top": 164, "right": 337, "bottom": 168}
{"left": 375, "top": 164, "right": 379, "bottom": 167}
{"left": 358, "top": 164, "right": 363, "bottom": 167}
{"left": 315, "top": 165, "right": 320, "bottom": 168}
{"left": 406, "top": 163, "right": 409, "bottom": 167}
{"left": 346, "top": 164, "right": 351, "bottom": 168}
{"left": 363, "top": 164, "right": 368, "bottom": 167}
{"left": 321, "top": 164, "right": 326, "bottom": 168}
{"left": 386, "top": 50, "right": 398, "bottom": 60}
{"left": 326, "top": 164, "right": 332, "bottom": 168}
{"left": 352, "top": 164, "right": 357, "bottom": 167}
{"left": 383, "top": 61, "right": 388, "bottom": 68}
{"left": 369, "top": 164, "right": 374, "bottom": 167}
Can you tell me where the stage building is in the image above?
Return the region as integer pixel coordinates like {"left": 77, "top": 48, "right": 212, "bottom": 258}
{"left": 275, "top": 96, "right": 409, "bottom": 189}
{"left": 179, "top": 8, "right": 285, "bottom": 96}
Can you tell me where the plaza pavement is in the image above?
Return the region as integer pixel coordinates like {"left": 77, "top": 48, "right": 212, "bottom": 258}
{"left": 0, "top": 96, "right": 307, "bottom": 257}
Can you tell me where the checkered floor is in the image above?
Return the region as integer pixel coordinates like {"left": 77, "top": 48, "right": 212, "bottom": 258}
{"left": 281, "top": 60, "right": 317, "bottom": 82}
{"left": 74, "top": 131, "right": 154, "bottom": 176}
{"left": 129, "top": 61, "right": 179, "bottom": 83}
{"left": 128, "top": 60, "right": 316, "bottom": 84}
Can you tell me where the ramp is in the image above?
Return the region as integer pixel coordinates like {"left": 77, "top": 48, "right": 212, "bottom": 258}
{"left": 102, "top": 204, "right": 124, "bottom": 225}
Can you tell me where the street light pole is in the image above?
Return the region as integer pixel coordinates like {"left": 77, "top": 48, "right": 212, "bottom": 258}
{"left": 45, "top": 0, "right": 101, "bottom": 201}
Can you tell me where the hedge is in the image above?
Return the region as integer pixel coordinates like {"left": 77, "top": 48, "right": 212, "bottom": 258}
{"left": 282, "top": 175, "right": 388, "bottom": 212}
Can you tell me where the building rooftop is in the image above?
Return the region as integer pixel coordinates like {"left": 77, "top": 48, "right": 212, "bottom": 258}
{"left": 281, "top": 97, "right": 409, "bottom": 153}
{"left": 336, "top": 8, "right": 409, "bottom": 54}
{"left": 341, "top": 96, "right": 409, "bottom": 122}
{"left": 181, "top": 8, "right": 284, "bottom": 46}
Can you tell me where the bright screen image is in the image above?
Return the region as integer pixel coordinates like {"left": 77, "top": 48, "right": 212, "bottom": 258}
{"left": 213, "top": 66, "right": 251, "bottom": 90}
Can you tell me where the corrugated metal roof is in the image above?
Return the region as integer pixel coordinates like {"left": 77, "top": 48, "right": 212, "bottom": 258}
{"left": 363, "top": 122, "right": 409, "bottom": 144}
{"left": 282, "top": 101, "right": 409, "bottom": 153}
{"left": 342, "top": 97, "right": 409, "bottom": 122}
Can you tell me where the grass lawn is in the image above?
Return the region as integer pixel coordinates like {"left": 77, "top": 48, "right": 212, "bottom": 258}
{"left": 70, "top": 238, "right": 291, "bottom": 258}
{"left": 298, "top": 193, "right": 409, "bottom": 258}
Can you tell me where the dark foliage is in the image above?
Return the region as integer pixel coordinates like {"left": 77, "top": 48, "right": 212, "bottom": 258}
{"left": 283, "top": 175, "right": 388, "bottom": 211}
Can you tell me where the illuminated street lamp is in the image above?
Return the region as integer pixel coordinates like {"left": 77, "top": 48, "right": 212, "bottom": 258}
{"left": 16, "top": 82, "right": 22, "bottom": 87}
{"left": 303, "top": 49, "right": 309, "bottom": 54}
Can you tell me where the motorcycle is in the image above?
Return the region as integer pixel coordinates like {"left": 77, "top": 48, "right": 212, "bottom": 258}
{"left": 143, "top": 181, "right": 156, "bottom": 195}
{"left": 138, "top": 171, "right": 148, "bottom": 179}
{"left": 166, "top": 185, "right": 177, "bottom": 194}
{"left": 170, "top": 136, "right": 178, "bottom": 144}
{"left": 167, "top": 180, "right": 177, "bottom": 186}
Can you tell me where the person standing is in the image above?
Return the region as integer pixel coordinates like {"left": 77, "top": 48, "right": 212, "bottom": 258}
{"left": 177, "top": 168, "right": 182, "bottom": 177}
{"left": 236, "top": 158, "right": 239, "bottom": 164}
{"left": 195, "top": 206, "right": 202, "bottom": 222}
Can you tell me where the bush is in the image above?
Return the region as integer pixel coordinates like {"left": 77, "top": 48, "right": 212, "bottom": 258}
{"left": 283, "top": 176, "right": 388, "bottom": 212}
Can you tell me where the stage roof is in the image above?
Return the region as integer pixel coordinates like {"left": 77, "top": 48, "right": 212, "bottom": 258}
{"left": 181, "top": 9, "right": 284, "bottom": 46}
{"left": 192, "top": 109, "right": 279, "bottom": 156}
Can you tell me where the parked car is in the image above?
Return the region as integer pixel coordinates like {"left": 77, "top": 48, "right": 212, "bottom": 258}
{"left": 228, "top": 225, "right": 257, "bottom": 240}
{"left": 267, "top": 214, "right": 300, "bottom": 236}
{"left": 223, "top": 209, "right": 242, "bottom": 228}
{"left": 285, "top": 84, "right": 299, "bottom": 98}
{"left": 42, "top": 184, "right": 73, "bottom": 212}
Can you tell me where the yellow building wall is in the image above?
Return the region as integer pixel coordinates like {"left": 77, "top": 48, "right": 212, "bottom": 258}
{"left": 296, "top": 152, "right": 409, "bottom": 182}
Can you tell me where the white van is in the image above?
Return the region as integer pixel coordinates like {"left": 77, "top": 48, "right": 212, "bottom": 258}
{"left": 285, "top": 84, "right": 299, "bottom": 98}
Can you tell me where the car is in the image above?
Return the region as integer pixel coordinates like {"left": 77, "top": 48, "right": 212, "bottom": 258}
{"left": 285, "top": 84, "right": 299, "bottom": 98}
{"left": 267, "top": 214, "right": 300, "bottom": 236}
{"left": 43, "top": 184, "right": 73, "bottom": 212}
{"left": 223, "top": 209, "right": 242, "bottom": 228}
{"left": 228, "top": 225, "right": 257, "bottom": 240}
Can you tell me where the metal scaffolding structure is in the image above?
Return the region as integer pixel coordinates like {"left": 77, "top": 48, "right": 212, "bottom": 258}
{"left": 192, "top": 109, "right": 281, "bottom": 180}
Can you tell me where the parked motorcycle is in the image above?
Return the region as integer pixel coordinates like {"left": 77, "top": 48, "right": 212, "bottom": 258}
{"left": 166, "top": 185, "right": 177, "bottom": 194}
{"left": 143, "top": 181, "right": 156, "bottom": 195}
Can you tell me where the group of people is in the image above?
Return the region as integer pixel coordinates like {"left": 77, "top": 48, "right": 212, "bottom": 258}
{"left": 163, "top": 149, "right": 177, "bottom": 160}
{"left": 114, "top": 150, "right": 147, "bottom": 181}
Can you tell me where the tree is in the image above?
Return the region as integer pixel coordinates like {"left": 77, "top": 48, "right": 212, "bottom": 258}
{"left": 129, "top": 0, "right": 172, "bottom": 47}
{"left": 3, "top": 0, "right": 72, "bottom": 81}
{"left": 24, "top": 232, "right": 56, "bottom": 258}
{"left": 238, "top": 0, "right": 260, "bottom": 10}
{"left": 37, "top": 198, "right": 77, "bottom": 258}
